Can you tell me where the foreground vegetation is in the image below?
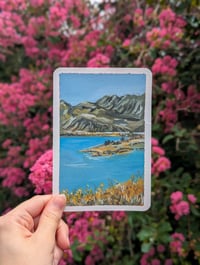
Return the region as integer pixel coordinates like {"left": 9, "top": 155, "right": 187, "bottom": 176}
{"left": 63, "top": 177, "right": 144, "bottom": 206}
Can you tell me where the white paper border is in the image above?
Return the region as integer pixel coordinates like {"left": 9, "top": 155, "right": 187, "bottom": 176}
{"left": 53, "top": 68, "right": 152, "bottom": 211}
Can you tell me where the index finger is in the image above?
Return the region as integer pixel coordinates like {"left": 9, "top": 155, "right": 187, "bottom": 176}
{"left": 15, "top": 195, "right": 53, "bottom": 218}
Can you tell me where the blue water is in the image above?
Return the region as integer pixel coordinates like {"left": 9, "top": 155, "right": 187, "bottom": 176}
{"left": 59, "top": 136, "right": 144, "bottom": 192}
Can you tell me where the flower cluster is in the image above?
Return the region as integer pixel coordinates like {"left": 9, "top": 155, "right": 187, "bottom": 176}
{"left": 159, "top": 85, "right": 200, "bottom": 132}
{"left": 133, "top": 8, "right": 145, "bottom": 27}
{"left": 64, "top": 211, "right": 107, "bottom": 264}
{"left": 152, "top": 56, "right": 178, "bottom": 76}
{"left": 170, "top": 233, "right": 185, "bottom": 257}
{"left": 29, "top": 149, "right": 53, "bottom": 194}
{"left": 151, "top": 138, "right": 171, "bottom": 176}
{"left": 0, "top": 69, "right": 52, "bottom": 195}
{"left": 87, "top": 53, "right": 110, "bottom": 67}
{"left": 140, "top": 245, "right": 173, "bottom": 265}
{"left": 170, "top": 191, "right": 197, "bottom": 220}
{"left": 159, "top": 99, "right": 177, "bottom": 132}
{"left": 146, "top": 8, "right": 186, "bottom": 49}
{"left": 0, "top": 10, "right": 25, "bottom": 60}
{"left": 112, "top": 211, "right": 126, "bottom": 222}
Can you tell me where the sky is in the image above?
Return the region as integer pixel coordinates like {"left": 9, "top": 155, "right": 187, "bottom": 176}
{"left": 60, "top": 73, "right": 146, "bottom": 106}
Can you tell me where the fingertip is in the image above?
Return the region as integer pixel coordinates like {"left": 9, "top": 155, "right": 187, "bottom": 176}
{"left": 51, "top": 194, "right": 66, "bottom": 211}
{"left": 36, "top": 194, "right": 66, "bottom": 239}
{"left": 56, "top": 220, "right": 70, "bottom": 250}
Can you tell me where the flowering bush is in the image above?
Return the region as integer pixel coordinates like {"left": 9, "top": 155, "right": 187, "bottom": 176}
{"left": 0, "top": 0, "right": 199, "bottom": 264}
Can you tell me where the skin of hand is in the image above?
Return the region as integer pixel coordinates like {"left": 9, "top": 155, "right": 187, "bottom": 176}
{"left": 0, "top": 194, "right": 69, "bottom": 265}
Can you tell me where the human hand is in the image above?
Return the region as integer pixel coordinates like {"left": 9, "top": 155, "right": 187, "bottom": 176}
{"left": 0, "top": 195, "right": 69, "bottom": 265}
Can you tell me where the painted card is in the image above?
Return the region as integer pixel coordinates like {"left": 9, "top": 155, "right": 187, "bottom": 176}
{"left": 53, "top": 68, "right": 152, "bottom": 211}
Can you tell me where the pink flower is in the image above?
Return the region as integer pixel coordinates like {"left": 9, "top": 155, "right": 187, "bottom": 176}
{"left": 152, "top": 146, "right": 165, "bottom": 156}
{"left": 87, "top": 53, "right": 110, "bottom": 67}
{"left": 164, "top": 259, "right": 173, "bottom": 265}
{"left": 159, "top": 8, "right": 176, "bottom": 26}
{"left": 27, "top": 16, "right": 46, "bottom": 37}
{"left": 22, "top": 36, "right": 40, "bottom": 57}
{"left": 152, "top": 138, "right": 159, "bottom": 146}
{"left": 135, "top": 8, "right": 143, "bottom": 15}
{"left": 122, "top": 39, "right": 131, "bottom": 47}
{"left": 170, "top": 193, "right": 190, "bottom": 220}
{"left": 49, "top": 2, "right": 68, "bottom": 28}
{"left": 152, "top": 55, "right": 178, "bottom": 76}
{"left": 149, "top": 247, "right": 155, "bottom": 256}
{"left": 1, "top": 167, "right": 25, "bottom": 188}
{"left": 70, "top": 15, "right": 80, "bottom": 28}
{"left": 174, "top": 89, "right": 185, "bottom": 101}
{"left": 171, "top": 232, "right": 185, "bottom": 242}
{"left": 170, "top": 191, "right": 183, "bottom": 204}
{"left": 140, "top": 247, "right": 157, "bottom": 265}
{"left": 161, "top": 82, "right": 176, "bottom": 94}
{"left": 30, "top": 0, "right": 44, "bottom": 8}
{"left": 83, "top": 30, "right": 100, "bottom": 47}
{"left": 153, "top": 156, "right": 171, "bottom": 175}
{"left": 152, "top": 56, "right": 178, "bottom": 76}
{"left": 29, "top": 149, "right": 53, "bottom": 194}
{"left": 151, "top": 259, "right": 161, "bottom": 265}
{"left": 112, "top": 211, "right": 126, "bottom": 221}
{"left": 0, "top": 0, "right": 27, "bottom": 11}
{"left": 140, "top": 253, "right": 150, "bottom": 265}
{"left": 90, "top": 245, "right": 104, "bottom": 262}
{"left": 85, "top": 255, "right": 95, "bottom": 265}
{"left": 157, "top": 244, "right": 165, "bottom": 253}
{"left": 146, "top": 8, "right": 185, "bottom": 50}
{"left": 13, "top": 187, "right": 29, "bottom": 197}
{"left": 159, "top": 99, "right": 177, "bottom": 132}
{"left": 123, "top": 14, "right": 132, "bottom": 23}
{"left": 2, "top": 139, "right": 12, "bottom": 149}
{"left": 177, "top": 201, "right": 190, "bottom": 215}
{"left": 159, "top": 8, "right": 186, "bottom": 28}
{"left": 170, "top": 233, "right": 185, "bottom": 256}
{"left": 145, "top": 8, "right": 154, "bottom": 17}
{"left": 187, "top": 194, "right": 197, "bottom": 204}
{"left": 133, "top": 8, "right": 145, "bottom": 27}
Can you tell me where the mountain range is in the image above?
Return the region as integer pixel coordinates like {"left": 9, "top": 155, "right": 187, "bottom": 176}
{"left": 60, "top": 94, "right": 145, "bottom": 134}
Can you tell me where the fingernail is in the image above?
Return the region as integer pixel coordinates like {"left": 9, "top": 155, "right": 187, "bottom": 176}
{"left": 52, "top": 194, "right": 66, "bottom": 210}
{"left": 58, "top": 194, "right": 66, "bottom": 201}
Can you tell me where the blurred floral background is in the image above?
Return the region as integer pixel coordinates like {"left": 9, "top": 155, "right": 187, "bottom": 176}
{"left": 0, "top": 0, "right": 199, "bottom": 264}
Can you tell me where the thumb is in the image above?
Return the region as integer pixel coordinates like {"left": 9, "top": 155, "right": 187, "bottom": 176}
{"left": 36, "top": 194, "right": 66, "bottom": 242}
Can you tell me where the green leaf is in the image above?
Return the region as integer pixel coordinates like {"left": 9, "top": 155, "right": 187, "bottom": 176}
{"left": 195, "top": 242, "right": 200, "bottom": 251}
{"left": 162, "top": 134, "right": 174, "bottom": 144}
{"left": 137, "top": 227, "right": 155, "bottom": 241}
{"left": 158, "top": 222, "right": 172, "bottom": 233}
{"left": 149, "top": 48, "right": 158, "bottom": 59}
{"left": 190, "top": 205, "right": 200, "bottom": 217}
{"left": 159, "top": 234, "right": 172, "bottom": 244}
{"left": 141, "top": 242, "right": 152, "bottom": 253}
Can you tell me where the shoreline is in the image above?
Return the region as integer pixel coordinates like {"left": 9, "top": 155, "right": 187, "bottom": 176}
{"left": 61, "top": 131, "right": 144, "bottom": 137}
{"left": 81, "top": 137, "right": 144, "bottom": 157}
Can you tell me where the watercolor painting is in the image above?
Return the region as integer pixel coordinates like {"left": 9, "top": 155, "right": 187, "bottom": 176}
{"left": 53, "top": 68, "right": 152, "bottom": 211}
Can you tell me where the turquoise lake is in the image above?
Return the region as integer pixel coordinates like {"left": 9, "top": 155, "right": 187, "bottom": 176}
{"left": 59, "top": 136, "right": 144, "bottom": 192}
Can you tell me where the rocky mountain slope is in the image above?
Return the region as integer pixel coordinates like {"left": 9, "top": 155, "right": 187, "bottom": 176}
{"left": 60, "top": 94, "right": 145, "bottom": 134}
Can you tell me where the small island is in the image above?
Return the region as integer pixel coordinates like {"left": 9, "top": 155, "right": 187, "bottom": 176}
{"left": 81, "top": 135, "right": 144, "bottom": 157}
